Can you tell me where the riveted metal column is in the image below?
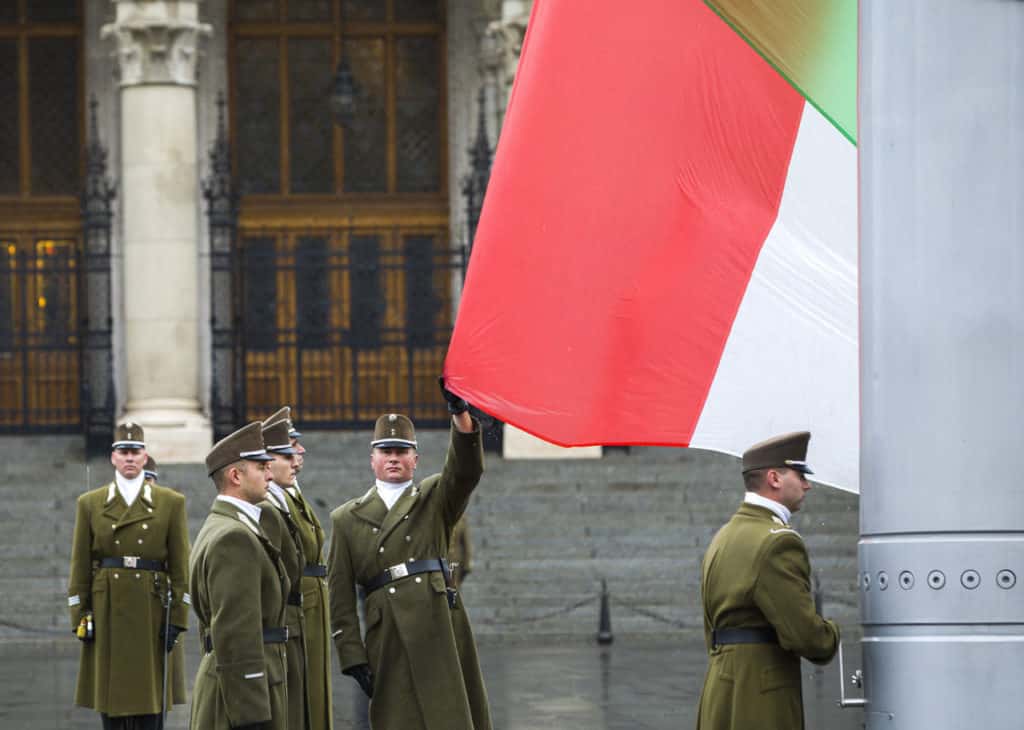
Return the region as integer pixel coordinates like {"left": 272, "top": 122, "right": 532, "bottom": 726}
{"left": 860, "top": 2, "right": 1024, "bottom": 727}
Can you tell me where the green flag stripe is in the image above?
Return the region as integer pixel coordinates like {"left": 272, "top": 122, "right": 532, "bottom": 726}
{"left": 704, "top": 0, "right": 857, "bottom": 145}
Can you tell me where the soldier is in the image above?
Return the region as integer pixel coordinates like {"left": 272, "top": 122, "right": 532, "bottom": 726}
{"left": 696, "top": 431, "right": 840, "bottom": 730}
{"left": 189, "top": 422, "right": 290, "bottom": 730}
{"left": 260, "top": 415, "right": 309, "bottom": 730}
{"left": 327, "top": 379, "right": 491, "bottom": 729}
{"left": 448, "top": 515, "right": 473, "bottom": 588}
{"left": 265, "top": 406, "right": 333, "bottom": 730}
{"left": 143, "top": 456, "right": 158, "bottom": 483}
{"left": 67, "top": 423, "right": 190, "bottom": 730}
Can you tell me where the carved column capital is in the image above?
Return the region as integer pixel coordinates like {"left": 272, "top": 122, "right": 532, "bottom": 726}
{"left": 479, "top": 5, "right": 530, "bottom": 130}
{"left": 102, "top": 1, "right": 211, "bottom": 86}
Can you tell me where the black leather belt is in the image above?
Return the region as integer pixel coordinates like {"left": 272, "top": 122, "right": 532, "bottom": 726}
{"left": 303, "top": 564, "right": 327, "bottom": 578}
{"left": 99, "top": 557, "right": 167, "bottom": 572}
{"left": 287, "top": 592, "right": 303, "bottom": 606}
{"left": 712, "top": 627, "right": 778, "bottom": 647}
{"left": 362, "top": 559, "right": 447, "bottom": 595}
{"left": 203, "top": 627, "right": 289, "bottom": 653}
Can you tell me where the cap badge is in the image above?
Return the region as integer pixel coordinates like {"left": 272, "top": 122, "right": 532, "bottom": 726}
{"left": 388, "top": 414, "right": 397, "bottom": 423}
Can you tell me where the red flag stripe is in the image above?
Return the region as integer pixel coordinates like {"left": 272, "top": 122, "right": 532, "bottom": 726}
{"left": 446, "top": 0, "right": 804, "bottom": 447}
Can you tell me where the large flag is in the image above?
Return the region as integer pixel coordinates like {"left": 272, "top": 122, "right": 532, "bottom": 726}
{"left": 445, "top": 0, "right": 858, "bottom": 491}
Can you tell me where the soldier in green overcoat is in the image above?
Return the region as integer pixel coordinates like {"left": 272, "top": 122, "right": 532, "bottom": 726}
{"left": 67, "top": 423, "right": 190, "bottom": 730}
{"left": 696, "top": 431, "right": 840, "bottom": 730}
{"left": 260, "top": 415, "right": 310, "bottom": 730}
{"left": 328, "top": 380, "right": 491, "bottom": 729}
{"left": 189, "top": 422, "right": 291, "bottom": 730}
{"left": 266, "top": 406, "right": 334, "bottom": 730}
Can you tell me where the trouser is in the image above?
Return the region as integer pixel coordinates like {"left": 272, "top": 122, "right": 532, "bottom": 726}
{"left": 100, "top": 714, "right": 163, "bottom": 730}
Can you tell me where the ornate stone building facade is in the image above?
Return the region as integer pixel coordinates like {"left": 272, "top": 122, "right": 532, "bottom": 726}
{"left": 0, "top": 0, "right": 532, "bottom": 460}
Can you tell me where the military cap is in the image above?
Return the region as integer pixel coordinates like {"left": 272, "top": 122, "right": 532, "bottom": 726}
{"left": 112, "top": 421, "right": 145, "bottom": 450}
{"left": 264, "top": 405, "right": 302, "bottom": 439}
{"left": 205, "top": 421, "right": 274, "bottom": 476}
{"left": 143, "top": 456, "right": 158, "bottom": 481}
{"left": 262, "top": 418, "right": 297, "bottom": 455}
{"left": 371, "top": 413, "right": 417, "bottom": 449}
{"left": 742, "top": 431, "right": 814, "bottom": 475}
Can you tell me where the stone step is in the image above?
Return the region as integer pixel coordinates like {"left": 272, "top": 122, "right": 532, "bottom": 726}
{"left": 0, "top": 433, "right": 860, "bottom": 637}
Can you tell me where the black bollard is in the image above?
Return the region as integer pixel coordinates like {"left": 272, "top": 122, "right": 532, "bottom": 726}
{"left": 596, "top": 579, "right": 613, "bottom": 645}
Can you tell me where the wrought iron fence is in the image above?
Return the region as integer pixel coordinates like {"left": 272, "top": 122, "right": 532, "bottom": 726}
{"left": 0, "top": 97, "right": 114, "bottom": 445}
{"left": 80, "top": 96, "right": 116, "bottom": 452}
{"left": 233, "top": 225, "right": 462, "bottom": 429}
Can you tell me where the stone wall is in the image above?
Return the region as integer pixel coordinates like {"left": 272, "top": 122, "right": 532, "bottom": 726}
{"left": 0, "top": 433, "right": 860, "bottom": 641}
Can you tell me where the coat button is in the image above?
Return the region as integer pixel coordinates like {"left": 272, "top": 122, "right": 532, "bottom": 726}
{"left": 114, "top": 573, "right": 119, "bottom": 579}
{"left": 112, "top": 524, "right": 117, "bottom": 529}
{"left": 115, "top": 540, "right": 120, "bottom": 545}
{"left": 388, "top": 587, "right": 396, "bottom": 594}
{"left": 415, "top": 577, "right": 422, "bottom": 584}
{"left": 405, "top": 536, "right": 411, "bottom": 542}
{"left": 135, "top": 573, "right": 141, "bottom": 579}
{"left": 142, "top": 524, "right": 148, "bottom": 530}
{"left": 138, "top": 539, "right": 143, "bottom": 544}
{"left": 147, "top": 508, "right": 153, "bottom": 513}
{"left": 372, "top": 527, "right": 379, "bottom": 533}
{"left": 403, "top": 515, "right": 409, "bottom": 520}
{"left": 378, "top": 546, "right": 384, "bottom": 553}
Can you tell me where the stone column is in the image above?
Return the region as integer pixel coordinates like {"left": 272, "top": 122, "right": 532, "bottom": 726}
{"left": 103, "top": 1, "right": 211, "bottom": 462}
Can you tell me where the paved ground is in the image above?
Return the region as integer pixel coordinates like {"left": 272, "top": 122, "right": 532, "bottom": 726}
{"left": 1, "top": 635, "right": 863, "bottom": 729}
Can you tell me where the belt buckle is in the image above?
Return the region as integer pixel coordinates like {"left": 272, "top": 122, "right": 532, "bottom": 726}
{"left": 283, "top": 627, "right": 289, "bottom": 641}
{"left": 389, "top": 563, "right": 409, "bottom": 580}
{"left": 124, "top": 556, "right": 138, "bottom": 568}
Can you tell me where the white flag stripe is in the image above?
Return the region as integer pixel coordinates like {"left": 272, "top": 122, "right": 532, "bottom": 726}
{"left": 691, "top": 104, "right": 859, "bottom": 493}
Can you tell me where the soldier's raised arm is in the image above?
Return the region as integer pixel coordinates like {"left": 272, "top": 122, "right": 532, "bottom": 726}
{"left": 437, "top": 377, "right": 484, "bottom": 528}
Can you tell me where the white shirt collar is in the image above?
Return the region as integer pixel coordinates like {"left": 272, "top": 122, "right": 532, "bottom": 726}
{"left": 216, "top": 494, "right": 263, "bottom": 524}
{"left": 376, "top": 479, "right": 413, "bottom": 510}
{"left": 744, "top": 491, "right": 792, "bottom": 525}
{"left": 267, "top": 482, "right": 290, "bottom": 513}
{"left": 115, "top": 472, "right": 145, "bottom": 507}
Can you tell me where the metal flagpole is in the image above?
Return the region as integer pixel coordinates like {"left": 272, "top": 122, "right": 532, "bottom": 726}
{"left": 856, "top": 2, "right": 1024, "bottom": 727}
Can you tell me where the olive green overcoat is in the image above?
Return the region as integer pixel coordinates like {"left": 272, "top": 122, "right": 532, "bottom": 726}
{"left": 67, "top": 481, "right": 190, "bottom": 716}
{"left": 262, "top": 489, "right": 309, "bottom": 730}
{"left": 189, "top": 498, "right": 290, "bottom": 730}
{"left": 284, "top": 483, "right": 333, "bottom": 730}
{"left": 696, "top": 502, "right": 839, "bottom": 730}
{"left": 328, "top": 424, "right": 491, "bottom": 730}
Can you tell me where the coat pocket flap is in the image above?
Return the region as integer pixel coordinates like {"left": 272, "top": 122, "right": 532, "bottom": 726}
{"left": 760, "top": 664, "right": 800, "bottom": 693}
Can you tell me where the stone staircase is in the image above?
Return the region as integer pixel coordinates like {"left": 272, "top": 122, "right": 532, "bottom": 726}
{"left": 0, "top": 432, "right": 860, "bottom": 640}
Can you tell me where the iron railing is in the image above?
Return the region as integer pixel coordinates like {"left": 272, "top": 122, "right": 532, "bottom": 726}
{"left": 79, "top": 96, "right": 116, "bottom": 452}
{"left": 233, "top": 225, "right": 462, "bottom": 429}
